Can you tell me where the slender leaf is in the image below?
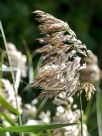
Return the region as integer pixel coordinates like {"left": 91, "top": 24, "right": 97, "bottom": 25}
{"left": 0, "top": 95, "right": 20, "bottom": 115}
{"left": 0, "top": 21, "right": 23, "bottom": 131}
{"left": 96, "top": 87, "right": 102, "bottom": 136}
{"left": 0, "top": 123, "right": 78, "bottom": 132}
{"left": 0, "top": 112, "right": 16, "bottom": 126}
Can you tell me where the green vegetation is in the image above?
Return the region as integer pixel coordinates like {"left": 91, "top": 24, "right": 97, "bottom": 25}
{"left": 0, "top": 1, "right": 102, "bottom": 136}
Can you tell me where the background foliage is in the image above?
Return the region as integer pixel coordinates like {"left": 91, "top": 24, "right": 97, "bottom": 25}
{"left": 0, "top": 0, "right": 102, "bottom": 136}
{"left": 0, "top": 0, "right": 102, "bottom": 60}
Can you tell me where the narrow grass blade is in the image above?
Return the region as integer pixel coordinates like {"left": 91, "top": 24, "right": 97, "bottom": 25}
{"left": 0, "top": 22, "right": 23, "bottom": 136}
{"left": 0, "top": 95, "right": 20, "bottom": 115}
{"left": 0, "top": 123, "right": 78, "bottom": 132}
{"left": 96, "top": 87, "right": 102, "bottom": 136}
{"left": 0, "top": 112, "right": 16, "bottom": 126}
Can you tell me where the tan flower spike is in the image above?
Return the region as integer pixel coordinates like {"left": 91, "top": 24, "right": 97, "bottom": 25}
{"left": 31, "top": 10, "right": 95, "bottom": 99}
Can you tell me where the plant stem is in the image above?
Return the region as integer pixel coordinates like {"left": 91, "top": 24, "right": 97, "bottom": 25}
{"left": 79, "top": 92, "right": 83, "bottom": 136}
{"left": 96, "top": 86, "right": 102, "bottom": 136}
{"left": 0, "top": 21, "right": 24, "bottom": 136}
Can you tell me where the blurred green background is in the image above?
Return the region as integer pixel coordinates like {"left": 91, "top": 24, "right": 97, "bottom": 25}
{"left": 0, "top": 0, "right": 102, "bottom": 135}
{"left": 0, "top": 0, "right": 102, "bottom": 67}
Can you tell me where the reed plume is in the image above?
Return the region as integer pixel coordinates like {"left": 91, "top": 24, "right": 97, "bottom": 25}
{"left": 32, "top": 10, "right": 95, "bottom": 99}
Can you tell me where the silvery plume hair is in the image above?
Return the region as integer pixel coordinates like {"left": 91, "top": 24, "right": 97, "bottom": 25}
{"left": 31, "top": 10, "right": 94, "bottom": 99}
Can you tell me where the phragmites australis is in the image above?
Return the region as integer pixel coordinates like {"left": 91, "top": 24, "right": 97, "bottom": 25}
{"left": 32, "top": 10, "right": 95, "bottom": 100}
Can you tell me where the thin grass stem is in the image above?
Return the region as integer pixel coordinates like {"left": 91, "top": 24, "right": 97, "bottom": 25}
{"left": 96, "top": 86, "right": 102, "bottom": 136}
{"left": 79, "top": 92, "right": 83, "bottom": 136}
{"left": 0, "top": 21, "right": 24, "bottom": 136}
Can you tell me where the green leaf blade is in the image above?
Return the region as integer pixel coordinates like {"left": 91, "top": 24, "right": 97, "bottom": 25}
{"left": 0, "top": 95, "right": 20, "bottom": 115}
{"left": 0, "top": 112, "right": 16, "bottom": 126}
{"left": 0, "top": 123, "right": 78, "bottom": 132}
